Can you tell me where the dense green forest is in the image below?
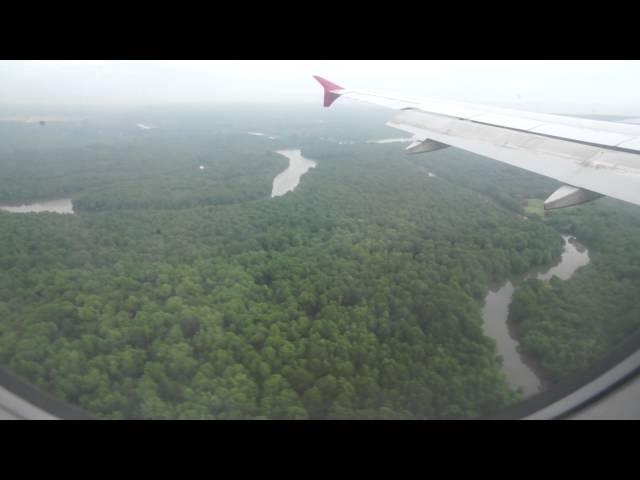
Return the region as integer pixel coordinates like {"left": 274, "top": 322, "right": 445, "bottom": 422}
{"left": 509, "top": 199, "right": 640, "bottom": 383}
{"left": 0, "top": 105, "right": 636, "bottom": 418}
{"left": 407, "top": 132, "right": 640, "bottom": 388}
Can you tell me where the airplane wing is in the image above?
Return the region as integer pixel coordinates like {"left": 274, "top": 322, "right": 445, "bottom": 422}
{"left": 313, "top": 75, "right": 640, "bottom": 209}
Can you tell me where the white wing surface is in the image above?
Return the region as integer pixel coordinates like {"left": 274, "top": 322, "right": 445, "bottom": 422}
{"left": 313, "top": 76, "right": 640, "bottom": 209}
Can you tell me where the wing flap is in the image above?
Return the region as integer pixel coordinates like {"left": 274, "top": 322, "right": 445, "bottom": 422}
{"left": 544, "top": 185, "right": 603, "bottom": 210}
{"left": 387, "top": 115, "right": 640, "bottom": 207}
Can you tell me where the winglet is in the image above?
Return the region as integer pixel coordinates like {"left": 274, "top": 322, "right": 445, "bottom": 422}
{"left": 313, "top": 75, "right": 344, "bottom": 107}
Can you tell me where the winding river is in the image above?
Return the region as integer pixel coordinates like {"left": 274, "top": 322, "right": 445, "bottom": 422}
{"left": 271, "top": 149, "right": 317, "bottom": 198}
{"left": 482, "top": 235, "right": 590, "bottom": 397}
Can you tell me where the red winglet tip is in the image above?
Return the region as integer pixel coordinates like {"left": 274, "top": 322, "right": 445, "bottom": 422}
{"left": 313, "top": 75, "right": 343, "bottom": 91}
{"left": 313, "top": 75, "right": 343, "bottom": 107}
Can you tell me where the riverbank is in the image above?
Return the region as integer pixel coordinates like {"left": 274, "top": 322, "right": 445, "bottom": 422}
{"left": 271, "top": 149, "right": 317, "bottom": 198}
{"left": 0, "top": 197, "right": 74, "bottom": 214}
{"left": 482, "top": 234, "right": 590, "bottom": 398}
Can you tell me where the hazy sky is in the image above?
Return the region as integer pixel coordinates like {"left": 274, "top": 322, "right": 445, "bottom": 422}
{"left": 2, "top": 60, "right": 640, "bottom": 114}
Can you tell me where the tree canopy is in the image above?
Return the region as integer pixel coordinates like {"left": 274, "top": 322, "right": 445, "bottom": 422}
{"left": 2, "top": 105, "right": 628, "bottom": 419}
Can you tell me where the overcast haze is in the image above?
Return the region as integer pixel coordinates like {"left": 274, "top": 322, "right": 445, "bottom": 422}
{"left": 2, "top": 60, "right": 640, "bottom": 115}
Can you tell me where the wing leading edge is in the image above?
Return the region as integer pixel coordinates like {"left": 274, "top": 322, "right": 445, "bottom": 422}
{"left": 313, "top": 75, "right": 640, "bottom": 209}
